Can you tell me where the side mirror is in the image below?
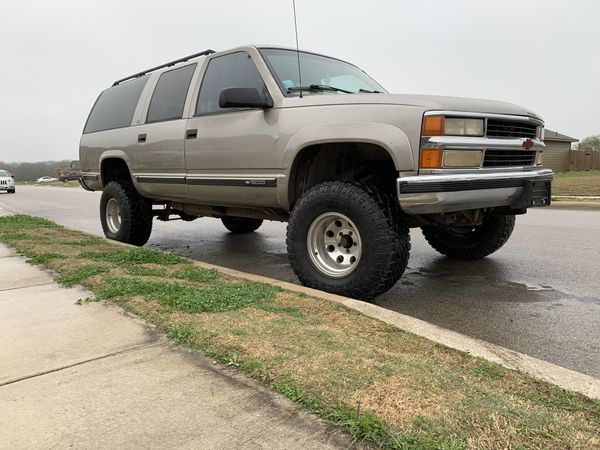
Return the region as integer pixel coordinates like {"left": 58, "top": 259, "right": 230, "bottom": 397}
{"left": 219, "top": 88, "right": 273, "bottom": 109}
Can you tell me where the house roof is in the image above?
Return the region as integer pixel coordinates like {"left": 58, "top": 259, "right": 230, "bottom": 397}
{"left": 544, "top": 129, "right": 578, "bottom": 142}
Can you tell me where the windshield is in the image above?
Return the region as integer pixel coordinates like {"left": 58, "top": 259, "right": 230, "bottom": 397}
{"left": 260, "top": 48, "right": 386, "bottom": 95}
{"left": 0, "top": 170, "right": 9, "bottom": 177}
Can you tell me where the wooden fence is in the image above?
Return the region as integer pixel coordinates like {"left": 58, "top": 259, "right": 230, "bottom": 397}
{"left": 569, "top": 150, "right": 600, "bottom": 171}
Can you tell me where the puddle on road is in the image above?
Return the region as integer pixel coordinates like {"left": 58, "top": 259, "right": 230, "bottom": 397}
{"left": 402, "top": 264, "right": 572, "bottom": 305}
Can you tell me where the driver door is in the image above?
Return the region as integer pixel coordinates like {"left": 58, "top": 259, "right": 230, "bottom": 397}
{"left": 184, "top": 51, "right": 280, "bottom": 207}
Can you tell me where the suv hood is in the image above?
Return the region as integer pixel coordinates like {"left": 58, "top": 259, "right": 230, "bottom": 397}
{"left": 285, "top": 93, "right": 542, "bottom": 121}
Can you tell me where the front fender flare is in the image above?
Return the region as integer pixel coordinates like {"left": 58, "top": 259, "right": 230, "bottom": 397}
{"left": 282, "top": 122, "right": 415, "bottom": 172}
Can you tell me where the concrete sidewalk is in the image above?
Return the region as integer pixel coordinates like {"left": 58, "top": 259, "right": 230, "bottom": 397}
{"left": 0, "top": 244, "right": 348, "bottom": 449}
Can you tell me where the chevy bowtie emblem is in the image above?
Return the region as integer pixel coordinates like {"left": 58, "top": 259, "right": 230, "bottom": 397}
{"left": 522, "top": 138, "right": 534, "bottom": 150}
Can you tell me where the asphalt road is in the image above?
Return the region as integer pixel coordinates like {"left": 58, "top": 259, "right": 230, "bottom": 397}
{"left": 1, "top": 185, "right": 599, "bottom": 378}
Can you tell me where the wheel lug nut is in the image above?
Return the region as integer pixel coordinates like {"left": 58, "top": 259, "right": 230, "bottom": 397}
{"left": 348, "top": 231, "right": 353, "bottom": 236}
{"left": 339, "top": 232, "right": 343, "bottom": 236}
{"left": 336, "top": 256, "right": 344, "bottom": 263}
{"left": 327, "top": 245, "right": 335, "bottom": 252}
{"left": 353, "top": 242, "right": 357, "bottom": 246}
{"left": 350, "top": 256, "right": 356, "bottom": 263}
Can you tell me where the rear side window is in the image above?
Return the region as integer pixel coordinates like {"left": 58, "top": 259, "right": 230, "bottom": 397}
{"left": 196, "top": 52, "right": 267, "bottom": 115}
{"left": 146, "top": 64, "right": 197, "bottom": 123}
{"left": 83, "top": 75, "right": 149, "bottom": 134}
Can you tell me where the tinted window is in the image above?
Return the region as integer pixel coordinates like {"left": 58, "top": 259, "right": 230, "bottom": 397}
{"left": 0, "top": 170, "right": 8, "bottom": 177}
{"left": 146, "top": 64, "right": 196, "bottom": 123}
{"left": 84, "top": 76, "right": 149, "bottom": 134}
{"left": 196, "top": 52, "right": 267, "bottom": 115}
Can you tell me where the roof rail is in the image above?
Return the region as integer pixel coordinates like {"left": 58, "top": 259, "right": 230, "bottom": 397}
{"left": 112, "top": 49, "right": 217, "bottom": 86}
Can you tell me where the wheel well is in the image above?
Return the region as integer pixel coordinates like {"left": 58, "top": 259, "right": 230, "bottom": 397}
{"left": 288, "top": 143, "right": 397, "bottom": 208}
{"left": 101, "top": 158, "right": 131, "bottom": 186}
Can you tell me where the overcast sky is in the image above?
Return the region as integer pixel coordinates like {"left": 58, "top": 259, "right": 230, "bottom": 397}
{"left": 1, "top": 0, "right": 598, "bottom": 162}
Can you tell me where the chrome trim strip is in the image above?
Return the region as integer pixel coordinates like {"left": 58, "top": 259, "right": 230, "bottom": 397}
{"left": 422, "top": 136, "right": 545, "bottom": 149}
{"left": 399, "top": 168, "right": 553, "bottom": 187}
{"left": 81, "top": 173, "right": 100, "bottom": 182}
{"left": 424, "top": 110, "right": 544, "bottom": 125}
{"left": 186, "top": 177, "right": 277, "bottom": 188}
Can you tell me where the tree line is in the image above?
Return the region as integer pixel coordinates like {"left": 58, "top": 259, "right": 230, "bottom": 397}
{"left": 0, "top": 160, "right": 73, "bottom": 181}
{"left": 578, "top": 135, "right": 600, "bottom": 151}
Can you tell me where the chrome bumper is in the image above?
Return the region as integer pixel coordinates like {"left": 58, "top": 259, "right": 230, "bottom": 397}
{"left": 397, "top": 168, "right": 554, "bottom": 214}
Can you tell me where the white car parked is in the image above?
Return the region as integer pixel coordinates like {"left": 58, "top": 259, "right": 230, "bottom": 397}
{"left": 0, "top": 170, "right": 15, "bottom": 194}
{"left": 35, "top": 176, "right": 58, "bottom": 183}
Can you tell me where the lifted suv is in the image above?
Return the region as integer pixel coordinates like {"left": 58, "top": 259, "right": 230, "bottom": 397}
{"left": 80, "top": 45, "right": 552, "bottom": 299}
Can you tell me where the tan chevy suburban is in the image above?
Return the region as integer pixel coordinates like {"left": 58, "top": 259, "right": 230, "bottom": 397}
{"left": 79, "top": 45, "right": 552, "bottom": 299}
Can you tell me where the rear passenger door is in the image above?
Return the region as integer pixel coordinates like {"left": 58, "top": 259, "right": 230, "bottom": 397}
{"left": 132, "top": 63, "right": 197, "bottom": 201}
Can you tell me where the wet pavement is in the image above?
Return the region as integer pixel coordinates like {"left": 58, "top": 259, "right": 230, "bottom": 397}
{"left": 1, "top": 186, "right": 599, "bottom": 378}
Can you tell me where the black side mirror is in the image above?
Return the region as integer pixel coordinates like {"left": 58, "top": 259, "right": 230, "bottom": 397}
{"left": 219, "top": 88, "right": 273, "bottom": 109}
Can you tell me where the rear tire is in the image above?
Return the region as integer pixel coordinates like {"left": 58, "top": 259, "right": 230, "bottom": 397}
{"left": 287, "top": 181, "right": 410, "bottom": 300}
{"left": 221, "top": 217, "right": 263, "bottom": 234}
{"left": 100, "top": 181, "right": 153, "bottom": 246}
{"left": 421, "top": 214, "right": 516, "bottom": 260}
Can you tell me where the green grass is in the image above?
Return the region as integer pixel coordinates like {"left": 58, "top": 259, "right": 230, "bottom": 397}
{"left": 0, "top": 214, "right": 599, "bottom": 449}
{"left": 554, "top": 169, "right": 600, "bottom": 178}
{"left": 58, "top": 265, "right": 109, "bottom": 287}
{"left": 81, "top": 247, "right": 185, "bottom": 265}
{"left": 96, "top": 276, "right": 280, "bottom": 313}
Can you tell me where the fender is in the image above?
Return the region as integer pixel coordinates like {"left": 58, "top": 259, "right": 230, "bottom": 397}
{"left": 282, "top": 122, "right": 415, "bottom": 173}
{"left": 99, "top": 150, "right": 133, "bottom": 186}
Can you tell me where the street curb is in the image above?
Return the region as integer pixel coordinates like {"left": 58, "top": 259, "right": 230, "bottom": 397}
{"left": 549, "top": 201, "right": 600, "bottom": 211}
{"left": 1, "top": 207, "right": 599, "bottom": 400}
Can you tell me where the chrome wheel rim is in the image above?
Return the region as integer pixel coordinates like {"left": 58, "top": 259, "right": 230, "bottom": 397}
{"left": 105, "top": 198, "right": 121, "bottom": 234}
{"left": 307, "top": 212, "right": 362, "bottom": 278}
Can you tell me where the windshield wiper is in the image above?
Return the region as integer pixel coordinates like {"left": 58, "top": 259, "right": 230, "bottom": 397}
{"left": 287, "top": 84, "right": 353, "bottom": 94}
{"left": 359, "top": 88, "right": 382, "bottom": 93}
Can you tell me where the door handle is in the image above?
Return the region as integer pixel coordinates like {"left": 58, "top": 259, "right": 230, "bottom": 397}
{"left": 138, "top": 133, "right": 147, "bottom": 143}
{"left": 186, "top": 129, "right": 198, "bottom": 140}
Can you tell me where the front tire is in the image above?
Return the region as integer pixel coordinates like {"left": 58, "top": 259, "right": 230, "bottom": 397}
{"left": 221, "top": 217, "right": 263, "bottom": 234}
{"left": 421, "top": 214, "right": 516, "bottom": 260}
{"left": 287, "top": 182, "right": 410, "bottom": 300}
{"left": 100, "top": 181, "right": 153, "bottom": 246}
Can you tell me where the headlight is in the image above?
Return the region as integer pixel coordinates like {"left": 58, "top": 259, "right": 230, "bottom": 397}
{"left": 444, "top": 118, "right": 484, "bottom": 136}
{"left": 422, "top": 115, "right": 484, "bottom": 137}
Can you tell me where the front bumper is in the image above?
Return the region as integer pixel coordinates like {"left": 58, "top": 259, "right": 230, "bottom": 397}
{"left": 397, "top": 168, "right": 554, "bottom": 214}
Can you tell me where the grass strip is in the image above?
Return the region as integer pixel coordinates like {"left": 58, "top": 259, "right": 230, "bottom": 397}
{"left": 0, "top": 214, "right": 598, "bottom": 449}
{"left": 553, "top": 170, "right": 600, "bottom": 196}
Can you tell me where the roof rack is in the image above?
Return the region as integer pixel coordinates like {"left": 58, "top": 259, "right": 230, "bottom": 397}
{"left": 112, "top": 49, "right": 217, "bottom": 86}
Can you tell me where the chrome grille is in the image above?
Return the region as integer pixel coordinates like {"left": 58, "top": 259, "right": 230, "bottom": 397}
{"left": 483, "top": 150, "right": 536, "bottom": 167}
{"left": 486, "top": 119, "right": 537, "bottom": 139}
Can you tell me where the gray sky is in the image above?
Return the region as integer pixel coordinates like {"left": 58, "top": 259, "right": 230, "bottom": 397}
{"left": 1, "top": 0, "right": 598, "bottom": 162}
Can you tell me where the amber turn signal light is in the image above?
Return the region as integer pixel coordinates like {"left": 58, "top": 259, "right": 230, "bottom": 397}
{"left": 420, "top": 148, "right": 442, "bottom": 169}
{"left": 422, "top": 115, "right": 444, "bottom": 136}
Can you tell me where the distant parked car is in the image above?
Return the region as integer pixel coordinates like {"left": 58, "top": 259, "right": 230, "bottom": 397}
{"left": 36, "top": 176, "right": 58, "bottom": 183}
{"left": 58, "top": 173, "right": 81, "bottom": 182}
{"left": 0, "top": 169, "right": 15, "bottom": 194}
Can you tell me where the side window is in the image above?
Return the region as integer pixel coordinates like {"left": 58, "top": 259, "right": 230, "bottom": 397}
{"left": 84, "top": 75, "right": 149, "bottom": 134}
{"left": 146, "top": 64, "right": 197, "bottom": 123}
{"left": 196, "top": 52, "right": 267, "bottom": 115}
